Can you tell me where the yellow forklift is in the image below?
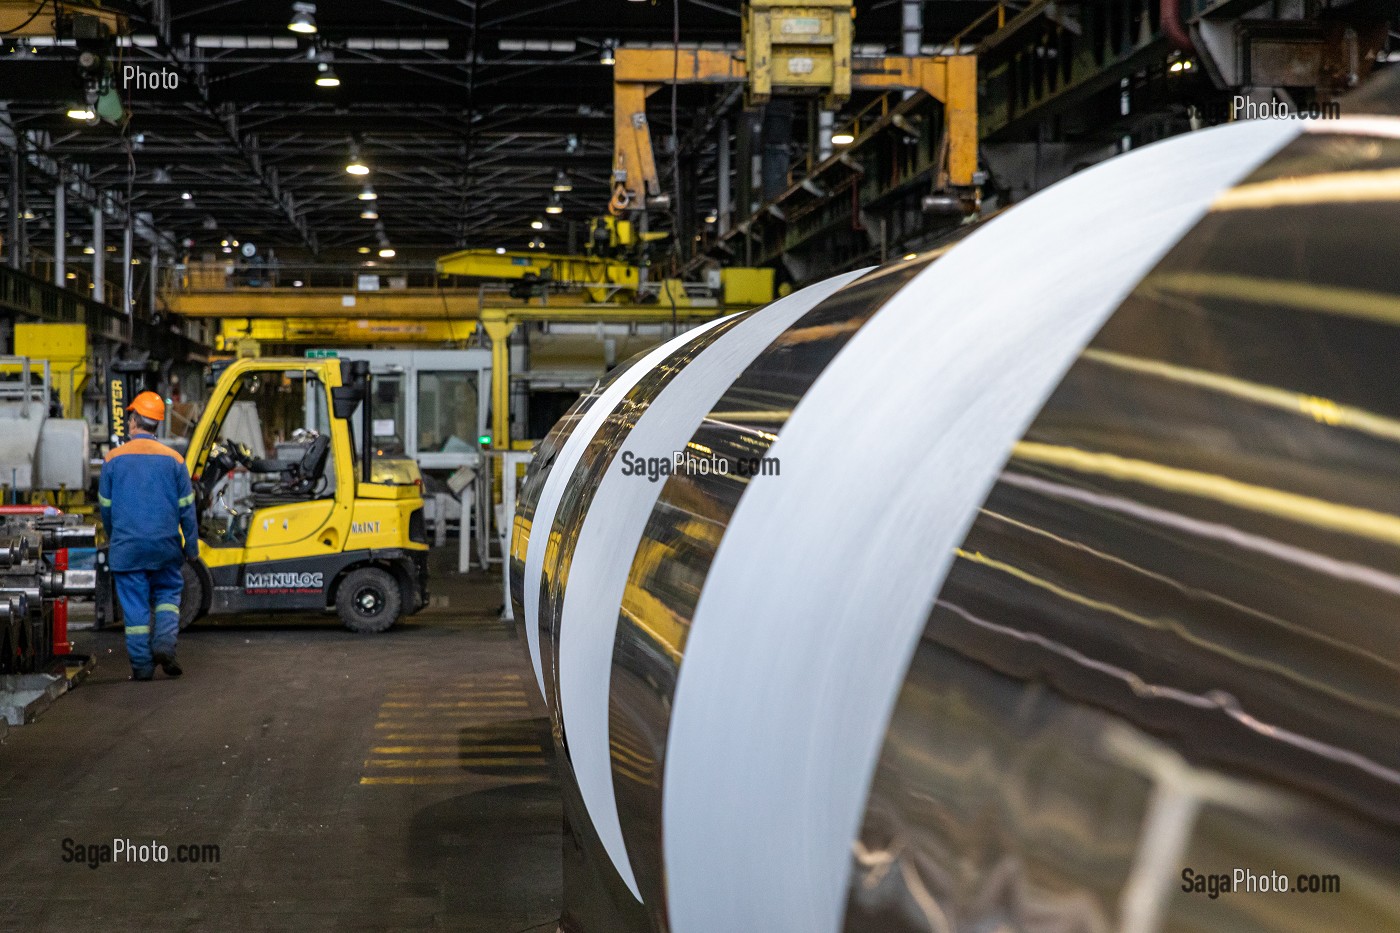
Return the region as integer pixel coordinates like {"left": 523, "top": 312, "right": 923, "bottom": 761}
{"left": 172, "top": 357, "right": 429, "bottom": 633}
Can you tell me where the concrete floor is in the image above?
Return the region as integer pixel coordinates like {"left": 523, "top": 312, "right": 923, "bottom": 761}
{"left": 0, "top": 553, "right": 561, "bottom": 932}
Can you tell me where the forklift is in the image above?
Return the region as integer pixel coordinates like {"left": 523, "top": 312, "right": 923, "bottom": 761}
{"left": 105, "top": 357, "right": 429, "bottom": 633}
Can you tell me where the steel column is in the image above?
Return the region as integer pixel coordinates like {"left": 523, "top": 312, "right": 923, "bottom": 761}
{"left": 6, "top": 150, "right": 19, "bottom": 270}
{"left": 717, "top": 119, "right": 732, "bottom": 236}
{"left": 52, "top": 174, "right": 65, "bottom": 289}
{"left": 121, "top": 222, "right": 134, "bottom": 317}
{"left": 91, "top": 199, "right": 103, "bottom": 300}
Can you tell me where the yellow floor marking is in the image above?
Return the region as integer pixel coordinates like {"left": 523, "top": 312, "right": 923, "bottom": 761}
{"left": 364, "top": 757, "right": 549, "bottom": 768}
{"left": 375, "top": 700, "right": 526, "bottom": 714}
{"left": 376, "top": 732, "right": 540, "bottom": 741}
{"left": 375, "top": 720, "right": 532, "bottom": 729}
{"left": 381, "top": 700, "right": 530, "bottom": 709}
{"left": 383, "top": 691, "right": 525, "bottom": 700}
{"left": 372, "top": 745, "right": 542, "bottom": 755}
{"left": 609, "top": 741, "right": 654, "bottom": 767}
{"left": 613, "top": 764, "right": 656, "bottom": 785}
{"left": 359, "top": 774, "right": 552, "bottom": 787}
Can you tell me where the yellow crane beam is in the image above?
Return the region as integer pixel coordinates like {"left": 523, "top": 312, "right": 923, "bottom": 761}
{"left": 0, "top": 1, "right": 125, "bottom": 36}
{"left": 169, "top": 288, "right": 486, "bottom": 320}
{"left": 436, "top": 249, "right": 637, "bottom": 287}
{"left": 216, "top": 318, "right": 481, "bottom": 349}
{"left": 171, "top": 287, "right": 746, "bottom": 322}
{"left": 611, "top": 47, "right": 978, "bottom": 213}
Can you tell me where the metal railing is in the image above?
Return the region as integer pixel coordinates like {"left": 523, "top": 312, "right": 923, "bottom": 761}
{"left": 171, "top": 261, "right": 446, "bottom": 293}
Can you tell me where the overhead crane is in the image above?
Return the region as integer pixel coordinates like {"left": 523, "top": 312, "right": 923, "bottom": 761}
{"left": 609, "top": 1, "right": 978, "bottom": 216}
{"left": 166, "top": 239, "right": 772, "bottom": 453}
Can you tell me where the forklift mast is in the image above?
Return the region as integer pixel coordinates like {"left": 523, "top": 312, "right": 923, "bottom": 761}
{"left": 106, "top": 360, "right": 161, "bottom": 446}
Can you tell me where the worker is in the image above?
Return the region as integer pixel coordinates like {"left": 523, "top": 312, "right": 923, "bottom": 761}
{"left": 98, "top": 391, "right": 199, "bottom": 681}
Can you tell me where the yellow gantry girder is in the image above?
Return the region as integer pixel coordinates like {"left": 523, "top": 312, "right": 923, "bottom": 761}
{"left": 216, "top": 318, "right": 481, "bottom": 349}
{"left": 0, "top": 0, "right": 125, "bottom": 36}
{"left": 436, "top": 249, "right": 638, "bottom": 287}
{"left": 172, "top": 287, "right": 737, "bottom": 323}
{"left": 191, "top": 282, "right": 740, "bottom": 452}
{"left": 436, "top": 248, "right": 641, "bottom": 304}
{"left": 611, "top": 47, "right": 978, "bottom": 213}
{"left": 170, "top": 288, "right": 490, "bottom": 320}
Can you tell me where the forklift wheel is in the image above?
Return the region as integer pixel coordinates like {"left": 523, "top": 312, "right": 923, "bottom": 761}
{"left": 336, "top": 567, "right": 402, "bottom": 634}
{"left": 180, "top": 561, "right": 205, "bottom": 631}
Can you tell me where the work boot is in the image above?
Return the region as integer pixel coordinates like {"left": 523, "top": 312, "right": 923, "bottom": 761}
{"left": 131, "top": 668, "right": 154, "bottom": 682}
{"left": 153, "top": 652, "right": 183, "bottom": 678}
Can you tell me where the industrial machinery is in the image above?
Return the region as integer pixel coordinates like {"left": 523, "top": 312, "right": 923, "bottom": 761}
{"left": 0, "top": 508, "right": 99, "bottom": 675}
{"left": 510, "top": 73, "right": 1400, "bottom": 932}
{"left": 608, "top": 2, "right": 977, "bottom": 217}
{"left": 0, "top": 356, "right": 91, "bottom": 505}
{"left": 175, "top": 357, "right": 429, "bottom": 633}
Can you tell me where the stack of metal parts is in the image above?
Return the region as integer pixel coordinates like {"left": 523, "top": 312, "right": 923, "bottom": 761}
{"left": 0, "top": 510, "right": 98, "bottom": 677}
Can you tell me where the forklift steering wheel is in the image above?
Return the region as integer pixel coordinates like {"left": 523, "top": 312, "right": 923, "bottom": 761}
{"left": 221, "top": 439, "right": 255, "bottom": 468}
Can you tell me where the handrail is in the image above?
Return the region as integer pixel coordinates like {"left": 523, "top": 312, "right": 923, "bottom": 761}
{"left": 950, "top": 2, "right": 1008, "bottom": 52}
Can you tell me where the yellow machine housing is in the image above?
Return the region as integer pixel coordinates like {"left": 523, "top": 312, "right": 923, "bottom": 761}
{"left": 179, "top": 357, "right": 429, "bottom": 632}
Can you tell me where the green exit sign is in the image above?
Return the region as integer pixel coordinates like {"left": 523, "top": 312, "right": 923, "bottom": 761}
{"left": 305, "top": 350, "right": 340, "bottom": 359}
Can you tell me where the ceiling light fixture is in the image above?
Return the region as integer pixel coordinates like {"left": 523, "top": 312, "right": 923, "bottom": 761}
{"left": 552, "top": 170, "right": 573, "bottom": 193}
{"left": 831, "top": 131, "right": 856, "bottom": 145}
{"left": 545, "top": 195, "right": 563, "bottom": 215}
{"left": 530, "top": 219, "right": 544, "bottom": 230}
{"left": 378, "top": 248, "right": 396, "bottom": 258}
{"left": 495, "top": 247, "right": 507, "bottom": 255}
{"left": 287, "top": 2, "right": 317, "bottom": 35}
{"left": 358, "top": 246, "right": 371, "bottom": 254}
{"left": 314, "top": 62, "right": 340, "bottom": 87}
{"left": 180, "top": 191, "right": 192, "bottom": 200}
{"left": 358, "top": 184, "right": 377, "bottom": 201}
{"left": 360, "top": 207, "right": 379, "bottom": 220}
{"left": 600, "top": 40, "right": 616, "bottom": 66}
{"left": 66, "top": 106, "right": 95, "bottom": 121}
{"left": 345, "top": 143, "right": 369, "bottom": 175}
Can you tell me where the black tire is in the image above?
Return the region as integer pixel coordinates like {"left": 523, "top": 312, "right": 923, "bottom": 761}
{"left": 180, "top": 560, "right": 206, "bottom": 631}
{"left": 336, "top": 567, "right": 401, "bottom": 634}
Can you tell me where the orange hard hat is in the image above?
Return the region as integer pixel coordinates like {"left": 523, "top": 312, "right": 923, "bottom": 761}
{"left": 127, "top": 391, "right": 166, "bottom": 422}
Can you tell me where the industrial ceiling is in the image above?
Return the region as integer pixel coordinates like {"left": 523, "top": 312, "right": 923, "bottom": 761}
{"left": 0, "top": 0, "right": 999, "bottom": 259}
